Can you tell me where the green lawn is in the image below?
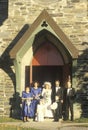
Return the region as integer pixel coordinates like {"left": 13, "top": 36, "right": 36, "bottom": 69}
{"left": 0, "top": 117, "right": 88, "bottom": 130}
{"left": 74, "top": 117, "right": 88, "bottom": 123}
{"left": 0, "top": 117, "right": 88, "bottom": 123}
{"left": 0, "top": 125, "right": 38, "bottom": 130}
{"left": 0, "top": 117, "right": 39, "bottom": 130}
{"left": 0, "top": 117, "right": 21, "bottom": 123}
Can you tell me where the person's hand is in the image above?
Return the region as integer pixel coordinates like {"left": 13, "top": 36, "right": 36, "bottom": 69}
{"left": 61, "top": 100, "right": 63, "bottom": 103}
{"left": 55, "top": 96, "right": 59, "bottom": 101}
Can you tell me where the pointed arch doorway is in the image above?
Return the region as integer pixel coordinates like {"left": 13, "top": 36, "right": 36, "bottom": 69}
{"left": 27, "top": 42, "right": 71, "bottom": 87}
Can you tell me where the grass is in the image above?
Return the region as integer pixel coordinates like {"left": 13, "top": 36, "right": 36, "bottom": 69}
{"left": 0, "top": 117, "right": 88, "bottom": 123}
{"left": 0, "top": 117, "right": 21, "bottom": 123}
{"left": 0, "top": 117, "right": 39, "bottom": 130}
{"left": 0, "top": 117, "right": 88, "bottom": 129}
{"left": 0, "top": 124, "right": 39, "bottom": 130}
{"left": 0, "top": 123, "right": 39, "bottom": 130}
{"left": 62, "top": 117, "right": 88, "bottom": 128}
{"left": 74, "top": 117, "right": 88, "bottom": 123}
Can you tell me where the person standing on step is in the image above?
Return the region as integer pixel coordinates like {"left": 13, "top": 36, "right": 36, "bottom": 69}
{"left": 22, "top": 87, "right": 33, "bottom": 122}
{"left": 54, "top": 80, "right": 63, "bottom": 122}
{"left": 31, "top": 81, "right": 42, "bottom": 120}
{"left": 63, "top": 81, "right": 75, "bottom": 121}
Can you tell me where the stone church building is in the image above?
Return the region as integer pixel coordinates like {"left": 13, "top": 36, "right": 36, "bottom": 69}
{"left": 0, "top": 0, "right": 88, "bottom": 119}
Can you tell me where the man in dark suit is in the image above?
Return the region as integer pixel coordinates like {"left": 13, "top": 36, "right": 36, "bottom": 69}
{"left": 63, "top": 81, "right": 75, "bottom": 121}
{"left": 54, "top": 80, "right": 63, "bottom": 122}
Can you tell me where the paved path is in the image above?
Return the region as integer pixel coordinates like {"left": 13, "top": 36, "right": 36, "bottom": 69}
{"left": 1, "top": 119, "right": 88, "bottom": 130}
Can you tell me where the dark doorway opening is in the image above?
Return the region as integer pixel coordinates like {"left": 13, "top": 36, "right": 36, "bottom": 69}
{"left": 32, "top": 66, "right": 63, "bottom": 87}
{"left": 25, "top": 64, "right": 71, "bottom": 88}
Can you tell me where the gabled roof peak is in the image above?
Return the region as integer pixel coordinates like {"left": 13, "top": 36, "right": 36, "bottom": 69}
{"left": 10, "top": 9, "right": 78, "bottom": 59}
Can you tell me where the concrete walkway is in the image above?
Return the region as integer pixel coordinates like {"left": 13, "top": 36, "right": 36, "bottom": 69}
{"left": 1, "top": 119, "right": 88, "bottom": 130}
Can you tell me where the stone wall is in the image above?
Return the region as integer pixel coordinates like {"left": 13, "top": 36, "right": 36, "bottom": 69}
{"left": 0, "top": 0, "right": 88, "bottom": 117}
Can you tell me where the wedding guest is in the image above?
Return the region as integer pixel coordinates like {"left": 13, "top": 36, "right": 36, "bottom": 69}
{"left": 22, "top": 87, "right": 33, "bottom": 122}
{"left": 63, "top": 81, "right": 75, "bottom": 121}
{"left": 35, "top": 98, "right": 45, "bottom": 122}
{"left": 54, "top": 80, "right": 63, "bottom": 122}
{"left": 31, "top": 81, "right": 42, "bottom": 120}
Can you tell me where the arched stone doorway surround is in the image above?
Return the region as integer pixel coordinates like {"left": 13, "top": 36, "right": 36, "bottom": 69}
{"left": 10, "top": 10, "right": 78, "bottom": 94}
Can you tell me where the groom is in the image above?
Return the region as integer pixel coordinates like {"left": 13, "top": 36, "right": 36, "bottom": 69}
{"left": 54, "top": 80, "right": 63, "bottom": 122}
{"left": 63, "top": 81, "right": 75, "bottom": 121}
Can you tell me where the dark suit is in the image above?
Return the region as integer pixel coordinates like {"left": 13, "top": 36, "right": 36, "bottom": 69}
{"left": 63, "top": 87, "right": 75, "bottom": 121}
{"left": 54, "top": 87, "right": 63, "bottom": 121}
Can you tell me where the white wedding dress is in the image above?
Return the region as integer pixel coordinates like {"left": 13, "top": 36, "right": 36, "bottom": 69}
{"left": 42, "top": 88, "right": 53, "bottom": 118}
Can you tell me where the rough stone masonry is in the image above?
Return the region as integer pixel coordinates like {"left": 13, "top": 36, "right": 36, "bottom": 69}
{"left": 0, "top": 0, "right": 88, "bottom": 118}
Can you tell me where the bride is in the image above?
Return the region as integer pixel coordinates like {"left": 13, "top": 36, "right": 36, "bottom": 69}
{"left": 42, "top": 82, "right": 53, "bottom": 118}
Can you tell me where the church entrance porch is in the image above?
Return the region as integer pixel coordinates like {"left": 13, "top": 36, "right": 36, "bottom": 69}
{"left": 9, "top": 10, "right": 78, "bottom": 94}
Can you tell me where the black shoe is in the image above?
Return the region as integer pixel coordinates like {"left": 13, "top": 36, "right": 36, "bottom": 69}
{"left": 71, "top": 119, "right": 73, "bottom": 121}
{"left": 63, "top": 118, "right": 68, "bottom": 121}
{"left": 23, "top": 120, "right": 26, "bottom": 122}
{"left": 54, "top": 119, "right": 58, "bottom": 122}
{"left": 26, "top": 120, "right": 30, "bottom": 122}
